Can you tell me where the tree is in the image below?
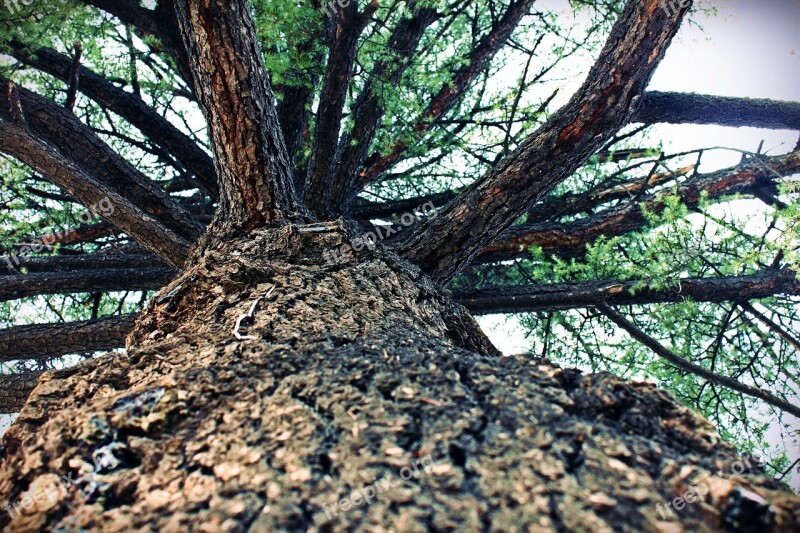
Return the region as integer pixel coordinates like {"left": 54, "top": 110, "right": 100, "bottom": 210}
{"left": 0, "top": 0, "right": 799, "bottom": 529}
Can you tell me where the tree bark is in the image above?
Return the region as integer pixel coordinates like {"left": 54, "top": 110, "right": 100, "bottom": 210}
{"left": 0, "top": 372, "right": 41, "bottom": 415}
{"left": 0, "top": 315, "right": 136, "bottom": 363}
{"left": 304, "top": 1, "right": 362, "bottom": 217}
{"left": 635, "top": 92, "right": 800, "bottom": 130}
{"left": 457, "top": 269, "right": 800, "bottom": 314}
{"left": 0, "top": 268, "right": 174, "bottom": 302}
{"left": 173, "top": 0, "right": 306, "bottom": 231}
{"left": 1, "top": 227, "right": 798, "bottom": 531}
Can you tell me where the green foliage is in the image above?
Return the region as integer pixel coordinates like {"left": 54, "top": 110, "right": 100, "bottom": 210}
{"left": 0, "top": 0, "right": 796, "bottom": 487}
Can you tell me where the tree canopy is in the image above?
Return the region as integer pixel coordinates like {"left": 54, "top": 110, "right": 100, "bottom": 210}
{"left": 1, "top": 0, "right": 799, "bottom": 488}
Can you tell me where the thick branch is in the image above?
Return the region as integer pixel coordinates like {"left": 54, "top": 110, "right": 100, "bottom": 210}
{"left": 8, "top": 42, "right": 218, "bottom": 197}
{"left": 458, "top": 269, "right": 800, "bottom": 314}
{"left": 173, "top": 0, "right": 306, "bottom": 230}
{"left": 597, "top": 303, "right": 800, "bottom": 419}
{"left": 400, "top": 0, "right": 691, "bottom": 282}
{"left": 634, "top": 92, "right": 800, "bottom": 131}
{"left": 0, "top": 251, "right": 166, "bottom": 275}
{"left": 357, "top": 0, "right": 536, "bottom": 189}
{"left": 304, "top": 2, "right": 362, "bottom": 217}
{"left": 0, "top": 268, "right": 175, "bottom": 302}
{"left": 0, "top": 315, "right": 136, "bottom": 363}
{"left": 479, "top": 149, "right": 800, "bottom": 262}
{"left": 0, "top": 117, "right": 193, "bottom": 267}
{"left": 0, "top": 79, "right": 204, "bottom": 243}
{"left": 0, "top": 372, "right": 41, "bottom": 415}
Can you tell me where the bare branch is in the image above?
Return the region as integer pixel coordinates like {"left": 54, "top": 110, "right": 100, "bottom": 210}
{"left": 0, "top": 117, "right": 193, "bottom": 267}
{"left": 0, "top": 268, "right": 174, "bottom": 302}
{"left": 356, "top": 0, "right": 536, "bottom": 189}
{"left": 459, "top": 270, "right": 800, "bottom": 314}
{"left": 635, "top": 92, "right": 800, "bottom": 131}
{"left": 8, "top": 42, "right": 218, "bottom": 197}
{"left": 0, "top": 315, "right": 137, "bottom": 363}
{"left": 64, "top": 41, "right": 83, "bottom": 112}
{"left": 305, "top": 1, "right": 363, "bottom": 217}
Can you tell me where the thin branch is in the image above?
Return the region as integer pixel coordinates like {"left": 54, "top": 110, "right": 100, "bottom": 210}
{"left": 597, "top": 303, "right": 800, "bottom": 419}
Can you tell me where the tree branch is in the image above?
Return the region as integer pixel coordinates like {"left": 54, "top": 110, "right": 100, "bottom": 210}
{"left": 0, "top": 115, "right": 193, "bottom": 267}
{"left": 0, "top": 268, "right": 175, "bottom": 302}
{"left": 330, "top": 1, "right": 440, "bottom": 214}
{"left": 399, "top": 0, "right": 691, "bottom": 282}
{"left": 0, "top": 314, "right": 136, "bottom": 363}
{"left": 356, "top": 0, "right": 536, "bottom": 189}
{"left": 82, "top": 0, "right": 194, "bottom": 84}
{"left": 173, "top": 0, "right": 306, "bottom": 230}
{"left": 0, "top": 372, "right": 41, "bottom": 415}
{"left": 634, "top": 92, "right": 800, "bottom": 131}
{"left": 0, "top": 78, "right": 204, "bottom": 243}
{"left": 597, "top": 302, "right": 800, "bottom": 419}
{"left": 477, "top": 149, "right": 800, "bottom": 263}
{"left": 458, "top": 269, "right": 800, "bottom": 314}
{"left": 7, "top": 42, "right": 218, "bottom": 197}
{"left": 0, "top": 251, "right": 166, "bottom": 275}
{"left": 304, "top": 1, "right": 363, "bottom": 217}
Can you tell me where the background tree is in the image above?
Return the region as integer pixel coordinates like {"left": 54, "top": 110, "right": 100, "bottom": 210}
{"left": 0, "top": 0, "right": 799, "bottom": 530}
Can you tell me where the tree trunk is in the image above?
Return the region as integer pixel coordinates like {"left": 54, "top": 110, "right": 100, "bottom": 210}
{"left": 1, "top": 226, "right": 798, "bottom": 532}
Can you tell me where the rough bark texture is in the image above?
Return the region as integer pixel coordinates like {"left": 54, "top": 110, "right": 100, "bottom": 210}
{"left": 0, "top": 315, "right": 136, "bottom": 364}
{"left": 1, "top": 228, "right": 798, "bottom": 532}
{"left": 173, "top": 0, "right": 306, "bottom": 231}
{"left": 0, "top": 268, "right": 173, "bottom": 302}
{"left": 0, "top": 373, "right": 41, "bottom": 416}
